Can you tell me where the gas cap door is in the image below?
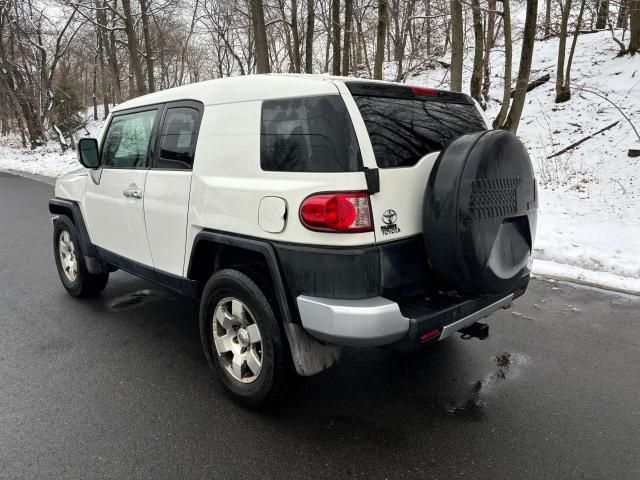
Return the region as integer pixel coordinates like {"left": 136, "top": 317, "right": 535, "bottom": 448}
{"left": 259, "top": 196, "right": 287, "bottom": 233}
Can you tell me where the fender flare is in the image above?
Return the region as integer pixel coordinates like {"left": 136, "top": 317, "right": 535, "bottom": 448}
{"left": 49, "top": 198, "right": 97, "bottom": 258}
{"left": 188, "top": 230, "right": 293, "bottom": 323}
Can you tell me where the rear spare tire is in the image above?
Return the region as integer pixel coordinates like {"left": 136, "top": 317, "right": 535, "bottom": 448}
{"left": 424, "top": 130, "right": 537, "bottom": 296}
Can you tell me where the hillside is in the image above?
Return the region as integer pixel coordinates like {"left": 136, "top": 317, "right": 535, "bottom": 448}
{"left": 1, "top": 31, "right": 639, "bottom": 292}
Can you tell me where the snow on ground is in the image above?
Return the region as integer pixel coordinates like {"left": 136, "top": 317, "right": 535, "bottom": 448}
{"left": 0, "top": 109, "right": 104, "bottom": 177}
{"left": 1, "top": 32, "right": 639, "bottom": 292}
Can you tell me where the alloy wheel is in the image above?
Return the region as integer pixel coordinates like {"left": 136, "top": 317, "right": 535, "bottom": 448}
{"left": 212, "top": 297, "right": 263, "bottom": 383}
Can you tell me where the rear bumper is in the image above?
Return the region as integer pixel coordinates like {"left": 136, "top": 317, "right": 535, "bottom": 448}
{"left": 297, "top": 292, "right": 515, "bottom": 351}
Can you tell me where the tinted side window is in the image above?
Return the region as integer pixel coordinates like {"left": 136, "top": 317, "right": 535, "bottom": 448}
{"left": 261, "top": 95, "right": 361, "bottom": 172}
{"left": 352, "top": 96, "right": 486, "bottom": 168}
{"left": 102, "top": 109, "right": 157, "bottom": 168}
{"left": 157, "top": 107, "right": 200, "bottom": 169}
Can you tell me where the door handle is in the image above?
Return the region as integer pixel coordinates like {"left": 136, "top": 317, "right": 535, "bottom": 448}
{"left": 123, "top": 186, "right": 143, "bottom": 199}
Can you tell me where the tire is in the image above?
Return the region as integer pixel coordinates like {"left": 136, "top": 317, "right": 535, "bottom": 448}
{"left": 424, "top": 130, "right": 537, "bottom": 296}
{"left": 53, "top": 215, "right": 109, "bottom": 297}
{"left": 199, "top": 268, "right": 292, "bottom": 408}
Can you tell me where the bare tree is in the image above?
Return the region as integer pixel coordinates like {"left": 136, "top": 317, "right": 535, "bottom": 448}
{"left": 373, "top": 0, "right": 387, "bottom": 79}
{"left": 449, "top": 0, "right": 463, "bottom": 91}
{"left": 544, "top": 0, "right": 552, "bottom": 37}
{"left": 502, "top": 0, "right": 538, "bottom": 133}
{"left": 305, "top": 0, "right": 314, "bottom": 72}
{"left": 493, "top": 0, "right": 512, "bottom": 128}
{"left": 139, "top": 0, "right": 155, "bottom": 92}
{"left": 251, "top": 0, "right": 271, "bottom": 72}
{"left": 596, "top": 1, "right": 609, "bottom": 30}
{"left": 342, "top": 0, "right": 354, "bottom": 75}
{"left": 331, "top": 0, "right": 341, "bottom": 74}
{"left": 631, "top": 0, "right": 640, "bottom": 54}
{"left": 469, "top": 0, "right": 483, "bottom": 104}
{"left": 556, "top": 0, "right": 586, "bottom": 102}
{"left": 121, "top": 0, "right": 146, "bottom": 96}
{"left": 291, "top": 0, "right": 302, "bottom": 72}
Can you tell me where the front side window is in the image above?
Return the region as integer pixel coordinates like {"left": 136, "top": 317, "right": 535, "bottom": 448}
{"left": 102, "top": 109, "right": 157, "bottom": 168}
{"left": 157, "top": 107, "right": 200, "bottom": 169}
{"left": 261, "top": 95, "right": 362, "bottom": 172}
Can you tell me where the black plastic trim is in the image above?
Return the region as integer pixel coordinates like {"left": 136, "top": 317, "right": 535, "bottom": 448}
{"left": 389, "top": 274, "right": 530, "bottom": 352}
{"left": 188, "top": 230, "right": 293, "bottom": 323}
{"left": 95, "top": 246, "right": 198, "bottom": 297}
{"left": 363, "top": 167, "right": 380, "bottom": 194}
{"left": 49, "top": 199, "right": 97, "bottom": 258}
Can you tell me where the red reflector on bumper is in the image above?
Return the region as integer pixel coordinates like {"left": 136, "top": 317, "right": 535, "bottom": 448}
{"left": 420, "top": 329, "right": 441, "bottom": 343}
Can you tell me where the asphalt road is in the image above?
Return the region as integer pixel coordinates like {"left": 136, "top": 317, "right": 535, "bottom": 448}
{"left": 1, "top": 170, "right": 639, "bottom": 479}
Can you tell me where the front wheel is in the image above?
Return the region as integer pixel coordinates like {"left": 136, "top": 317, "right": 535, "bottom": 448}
{"left": 199, "top": 269, "right": 292, "bottom": 408}
{"left": 53, "top": 215, "right": 108, "bottom": 297}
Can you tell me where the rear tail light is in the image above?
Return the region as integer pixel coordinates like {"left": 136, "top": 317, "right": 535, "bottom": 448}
{"left": 300, "top": 192, "right": 372, "bottom": 233}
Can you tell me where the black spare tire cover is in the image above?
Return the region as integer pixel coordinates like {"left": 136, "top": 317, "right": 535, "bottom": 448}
{"left": 423, "top": 130, "right": 537, "bottom": 296}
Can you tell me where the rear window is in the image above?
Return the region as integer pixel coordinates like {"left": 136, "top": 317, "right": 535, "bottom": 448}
{"left": 349, "top": 85, "right": 486, "bottom": 169}
{"left": 261, "top": 95, "right": 362, "bottom": 172}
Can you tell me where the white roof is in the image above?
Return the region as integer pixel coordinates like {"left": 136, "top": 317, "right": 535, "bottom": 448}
{"left": 110, "top": 74, "right": 411, "bottom": 112}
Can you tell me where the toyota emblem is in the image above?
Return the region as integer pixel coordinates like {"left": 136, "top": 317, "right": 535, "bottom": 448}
{"left": 382, "top": 209, "right": 397, "bottom": 225}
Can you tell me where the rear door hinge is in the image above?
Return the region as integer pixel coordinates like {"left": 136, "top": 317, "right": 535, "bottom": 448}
{"left": 363, "top": 167, "right": 380, "bottom": 195}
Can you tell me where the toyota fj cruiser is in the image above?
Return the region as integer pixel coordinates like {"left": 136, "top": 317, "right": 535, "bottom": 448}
{"left": 50, "top": 75, "right": 537, "bottom": 407}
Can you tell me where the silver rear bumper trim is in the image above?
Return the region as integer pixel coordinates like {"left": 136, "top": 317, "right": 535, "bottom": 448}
{"left": 296, "top": 295, "right": 409, "bottom": 347}
{"left": 439, "top": 294, "right": 513, "bottom": 340}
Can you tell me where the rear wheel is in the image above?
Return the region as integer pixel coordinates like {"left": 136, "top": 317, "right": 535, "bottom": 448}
{"left": 199, "top": 269, "right": 291, "bottom": 408}
{"left": 53, "top": 215, "right": 109, "bottom": 297}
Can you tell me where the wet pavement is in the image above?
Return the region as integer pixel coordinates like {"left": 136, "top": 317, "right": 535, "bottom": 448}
{"left": 1, "top": 172, "right": 639, "bottom": 479}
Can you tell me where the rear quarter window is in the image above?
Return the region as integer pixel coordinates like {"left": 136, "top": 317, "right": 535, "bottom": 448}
{"left": 260, "top": 95, "right": 362, "bottom": 172}
{"left": 351, "top": 91, "right": 486, "bottom": 169}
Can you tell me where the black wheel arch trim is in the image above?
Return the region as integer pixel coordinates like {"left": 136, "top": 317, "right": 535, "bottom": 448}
{"left": 49, "top": 198, "right": 97, "bottom": 258}
{"left": 188, "top": 230, "right": 293, "bottom": 323}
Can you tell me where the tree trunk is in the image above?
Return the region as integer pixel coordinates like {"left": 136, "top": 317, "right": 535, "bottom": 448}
{"left": 331, "top": 0, "right": 341, "bottom": 75}
{"left": 121, "top": 0, "right": 146, "bottom": 97}
{"left": 482, "top": 0, "right": 496, "bottom": 103}
{"left": 544, "top": 0, "right": 552, "bottom": 37}
{"left": 251, "top": 0, "right": 271, "bottom": 73}
{"left": 630, "top": 0, "right": 640, "bottom": 54}
{"left": 449, "top": 0, "right": 463, "bottom": 92}
{"left": 560, "top": 0, "right": 586, "bottom": 102}
{"left": 556, "top": 0, "right": 585, "bottom": 103}
{"left": 493, "top": 0, "right": 512, "bottom": 128}
{"left": 469, "top": 0, "right": 484, "bottom": 104}
{"left": 139, "top": 0, "right": 155, "bottom": 93}
{"left": 395, "top": 0, "right": 415, "bottom": 81}
{"left": 426, "top": 0, "right": 431, "bottom": 55}
{"left": 596, "top": 0, "right": 608, "bottom": 29}
{"left": 555, "top": 0, "right": 571, "bottom": 103}
{"left": 616, "top": 0, "right": 629, "bottom": 29}
{"left": 95, "top": 1, "right": 121, "bottom": 104}
{"left": 97, "top": 27, "right": 109, "bottom": 118}
{"left": 342, "top": 0, "right": 354, "bottom": 75}
{"left": 503, "top": 0, "right": 538, "bottom": 133}
{"left": 305, "top": 0, "right": 314, "bottom": 72}
{"left": 373, "top": 0, "right": 388, "bottom": 79}
{"left": 291, "top": 0, "right": 302, "bottom": 72}
{"left": 93, "top": 52, "right": 98, "bottom": 121}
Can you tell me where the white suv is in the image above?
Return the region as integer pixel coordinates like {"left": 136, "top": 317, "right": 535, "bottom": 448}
{"left": 50, "top": 75, "right": 537, "bottom": 407}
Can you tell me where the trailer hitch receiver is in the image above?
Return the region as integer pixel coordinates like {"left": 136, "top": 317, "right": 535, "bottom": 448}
{"left": 459, "top": 322, "right": 489, "bottom": 340}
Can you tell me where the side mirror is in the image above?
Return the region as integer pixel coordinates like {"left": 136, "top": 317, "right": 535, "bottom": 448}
{"left": 77, "top": 138, "right": 100, "bottom": 169}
